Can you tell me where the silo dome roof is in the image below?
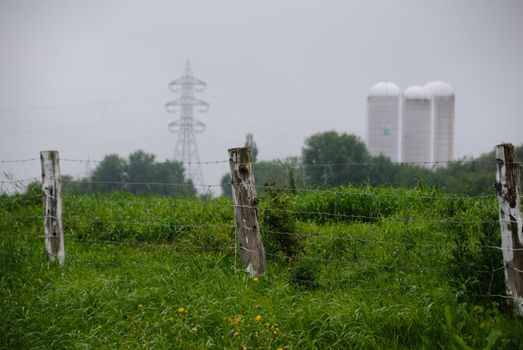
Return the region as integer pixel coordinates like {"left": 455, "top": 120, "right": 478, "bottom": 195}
{"left": 368, "top": 82, "right": 401, "bottom": 97}
{"left": 424, "top": 81, "right": 454, "bottom": 96}
{"left": 403, "top": 86, "right": 432, "bottom": 100}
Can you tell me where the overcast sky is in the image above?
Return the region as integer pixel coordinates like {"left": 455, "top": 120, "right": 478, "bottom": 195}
{"left": 1, "top": 0, "right": 522, "bottom": 193}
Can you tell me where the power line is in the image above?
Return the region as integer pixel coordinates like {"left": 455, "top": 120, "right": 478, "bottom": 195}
{"left": 0, "top": 94, "right": 167, "bottom": 113}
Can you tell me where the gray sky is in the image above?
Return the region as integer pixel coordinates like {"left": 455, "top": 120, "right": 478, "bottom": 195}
{"left": 1, "top": 0, "right": 522, "bottom": 193}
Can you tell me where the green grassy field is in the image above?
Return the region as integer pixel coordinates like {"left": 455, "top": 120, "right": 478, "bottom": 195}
{"left": 1, "top": 186, "right": 522, "bottom": 349}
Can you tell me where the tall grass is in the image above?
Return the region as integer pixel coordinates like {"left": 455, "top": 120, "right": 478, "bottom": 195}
{"left": 1, "top": 186, "right": 522, "bottom": 349}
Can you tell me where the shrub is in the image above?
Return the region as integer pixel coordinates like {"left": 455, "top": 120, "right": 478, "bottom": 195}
{"left": 260, "top": 183, "right": 300, "bottom": 260}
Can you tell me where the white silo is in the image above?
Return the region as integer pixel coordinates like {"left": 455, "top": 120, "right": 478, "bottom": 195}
{"left": 367, "top": 82, "right": 401, "bottom": 161}
{"left": 425, "top": 81, "right": 455, "bottom": 165}
{"left": 401, "top": 86, "right": 433, "bottom": 165}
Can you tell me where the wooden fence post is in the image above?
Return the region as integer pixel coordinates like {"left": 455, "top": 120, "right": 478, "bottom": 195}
{"left": 228, "top": 147, "right": 266, "bottom": 276}
{"left": 40, "top": 150, "right": 65, "bottom": 265}
{"left": 494, "top": 143, "right": 523, "bottom": 315}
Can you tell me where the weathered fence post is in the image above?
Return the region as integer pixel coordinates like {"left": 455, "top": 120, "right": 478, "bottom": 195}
{"left": 228, "top": 147, "right": 266, "bottom": 276}
{"left": 40, "top": 150, "right": 65, "bottom": 265}
{"left": 494, "top": 143, "right": 523, "bottom": 315}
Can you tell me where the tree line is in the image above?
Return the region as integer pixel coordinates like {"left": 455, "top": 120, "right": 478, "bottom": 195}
{"left": 221, "top": 131, "right": 523, "bottom": 197}
{"left": 54, "top": 131, "right": 521, "bottom": 197}
{"left": 61, "top": 150, "right": 195, "bottom": 196}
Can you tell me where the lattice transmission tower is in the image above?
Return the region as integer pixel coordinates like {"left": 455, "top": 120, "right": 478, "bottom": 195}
{"left": 165, "top": 61, "right": 209, "bottom": 188}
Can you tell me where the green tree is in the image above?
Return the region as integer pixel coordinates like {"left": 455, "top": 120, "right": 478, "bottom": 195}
{"left": 245, "top": 133, "right": 258, "bottom": 162}
{"left": 127, "top": 150, "right": 156, "bottom": 183}
{"left": 220, "top": 173, "right": 231, "bottom": 197}
{"left": 364, "top": 155, "right": 400, "bottom": 186}
{"left": 90, "top": 150, "right": 195, "bottom": 196}
{"left": 152, "top": 160, "right": 196, "bottom": 196}
{"left": 301, "top": 131, "right": 369, "bottom": 186}
{"left": 61, "top": 175, "right": 91, "bottom": 195}
{"left": 91, "top": 154, "right": 127, "bottom": 192}
{"left": 126, "top": 150, "right": 156, "bottom": 193}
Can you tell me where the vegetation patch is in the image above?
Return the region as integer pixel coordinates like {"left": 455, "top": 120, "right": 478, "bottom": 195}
{"left": 1, "top": 186, "right": 522, "bottom": 349}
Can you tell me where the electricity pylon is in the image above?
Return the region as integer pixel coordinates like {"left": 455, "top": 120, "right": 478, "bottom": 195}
{"left": 165, "top": 61, "right": 209, "bottom": 188}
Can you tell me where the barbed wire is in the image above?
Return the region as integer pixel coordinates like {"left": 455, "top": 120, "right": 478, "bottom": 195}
{"left": 5, "top": 212, "right": 515, "bottom": 253}
{"left": 70, "top": 239, "right": 236, "bottom": 251}
{"left": 4, "top": 230, "right": 515, "bottom": 275}
{"left": 57, "top": 195, "right": 504, "bottom": 224}
{"left": 59, "top": 158, "right": 230, "bottom": 165}
{"left": 473, "top": 294, "right": 521, "bottom": 300}
{"left": 3, "top": 213, "right": 512, "bottom": 261}
{"left": 5, "top": 237, "right": 510, "bottom": 278}
{"left": 59, "top": 178, "right": 498, "bottom": 200}
{"left": 1, "top": 198, "right": 507, "bottom": 229}
{"left": 3, "top": 213, "right": 514, "bottom": 303}
{"left": 264, "top": 252, "right": 449, "bottom": 273}
{"left": 0, "top": 244, "right": 513, "bottom": 300}
{"left": 239, "top": 204, "right": 502, "bottom": 224}
{"left": 257, "top": 227, "right": 520, "bottom": 251}
{"left": 270, "top": 160, "right": 498, "bottom": 168}
{"left": 1, "top": 157, "right": 509, "bottom": 167}
{"left": 60, "top": 158, "right": 102, "bottom": 163}
{"left": 64, "top": 218, "right": 235, "bottom": 231}
{"left": 253, "top": 185, "right": 496, "bottom": 199}
{"left": 0, "top": 177, "right": 40, "bottom": 184}
{"left": 0, "top": 158, "right": 39, "bottom": 163}
{"left": 86, "top": 180, "right": 222, "bottom": 188}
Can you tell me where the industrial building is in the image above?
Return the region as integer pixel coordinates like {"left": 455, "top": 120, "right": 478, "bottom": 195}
{"left": 367, "top": 82, "right": 401, "bottom": 162}
{"left": 401, "top": 86, "right": 433, "bottom": 165}
{"left": 425, "top": 81, "right": 455, "bottom": 164}
{"left": 366, "top": 81, "right": 455, "bottom": 166}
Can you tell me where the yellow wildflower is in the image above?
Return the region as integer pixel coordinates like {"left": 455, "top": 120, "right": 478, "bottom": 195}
{"left": 254, "top": 315, "right": 262, "bottom": 321}
{"left": 253, "top": 277, "right": 259, "bottom": 283}
{"left": 230, "top": 316, "right": 241, "bottom": 324}
{"left": 177, "top": 306, "right": 185, "bottom": 313}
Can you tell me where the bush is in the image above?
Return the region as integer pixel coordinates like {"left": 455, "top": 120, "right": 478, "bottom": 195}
{"left": 260, "top": 184, "right": 300, "bottom": 260}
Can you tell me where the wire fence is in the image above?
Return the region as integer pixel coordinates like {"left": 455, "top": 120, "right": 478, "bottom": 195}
{"left": 0, "top": 155, "right": 517, "bottom": 167}
{"left": 0, "top": 154, "right": 504, "bottom": 196}
{"left": 2, "top": 211, "right": 514, "bottom": 250}
{"left": 0, "top": 155, "right": 517, "bottom": 302}
{"left": 0, "top": 178, "right": 498, "bottom": 200}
